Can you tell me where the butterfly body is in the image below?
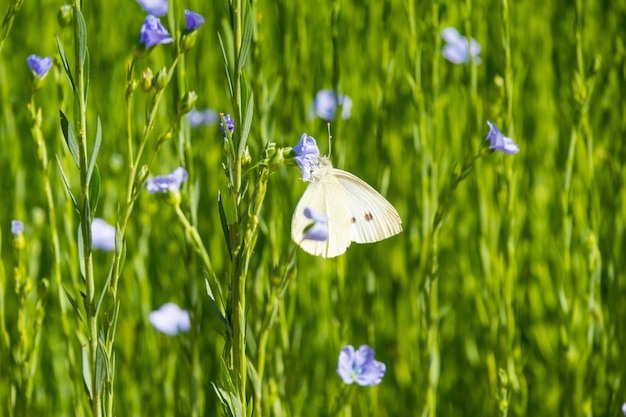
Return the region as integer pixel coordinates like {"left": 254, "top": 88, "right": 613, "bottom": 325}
{"left": 292, "top": 156, "right": 402, "bottom": 258}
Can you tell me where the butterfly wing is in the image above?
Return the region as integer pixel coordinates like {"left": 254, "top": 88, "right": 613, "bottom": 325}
{"left": 291, "top": 175, "right": 353, "bottom": 258}
{"left": 332, "top": 169, "right": 403, "bottom": 243}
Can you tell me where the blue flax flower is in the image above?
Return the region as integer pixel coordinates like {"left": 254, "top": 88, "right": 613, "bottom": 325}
{"left": 442, "top": 27, "right": 481, "bottom": 65}
{"left": 140, "top": 15, "right": 174, "bottom": 48}
{"left": 184, "top": 10, "right": 205, "bottom": 32}
{"left": 302, "top": 208, "right": 328, "bottom": 241}
{"left": 188, "top": 108, "right": 219, "bottom": 128}
{"left": 149, "top": 303, "right": 190, "bottom": 336}
{"left": 486, "top": 121, "right": 519, "bottom": 154}
{"left": 27, "top": 55, "right": 52, "bottom": 78}
{"left": 11, "top": 220, "right": 24, "bottom": 236}
{"left": 136, "top": 0, "right": 167, "bottom": 17}
{"left": 311, "top": 89, "right": 352, "bottom": 121}
{"left": 92, "top": 218, "right": 116, "bottom": 251}
{"left": 622, "top": 402, "right": 626, "bottom": 416}
{"left": 293, "top": 133, "right": 320, "bottom": 182}
{"left": 220, "top": 114, "right": 235, "bottom": 137}
{"left": 146, "top": 167, "right": 188, "bottom": 193}
{"left": 337, "top": 345, "right": 386, "bottom": 386}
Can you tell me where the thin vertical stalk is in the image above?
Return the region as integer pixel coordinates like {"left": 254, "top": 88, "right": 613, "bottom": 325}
{"left": 500, "top": 0, "right": 522, "bottom": 405}
{"left": 103, "top": 55, "right": 182, "bottom": 416}
{"left": 228, "top": 0, "right": 248, "bottom": 413}
{"left": 28, "top": 95, "right": 83, "bottom": 417}
{"left": 71, "top": 1, "right": 101, "bottom": 415}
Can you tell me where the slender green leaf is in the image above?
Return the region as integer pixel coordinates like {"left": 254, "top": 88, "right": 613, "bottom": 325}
{"left": 96, "top": 261, "right": 116, "bottom": 318}
{"left": 55, "top": 155, "right": 78, "bottom": 212}
{"left": 84, "top": 48, "right": 90, "bottom": 102}
{"left": 75, "top": 8, "right": 87, "bottom": 67}
{"left": 218, "top": 191, "right": 232, "bottom": 257}
{"left": 82, "top": 346, "right": 93, "bottom": 400}
{"left": 87, "top": 116, "right": 102, "bottom": 184}
{"left": 88, "top": 164, "right": 100, "bottom": 217}
{"left": 63, "top": 285, "right": 86, "bottom": 326}
{"left": 77, "top": 223, "right": 86, "bottom": 281}
{"left": 211, "top": 378, "right": 242, "bottom": 417}
{"left": 56, "top": 35, "right": 75, "bottom": 91}
{"left": 238, "top": 5, "right": 253, "bottom": 71}
{"left": 205, "top": 278, "right": 229, "bottom": 335}
{"left": 95, "top": 339, "right": 105, "bottom": 395}
{"left": 239, "top": 91, "right": 254, "bottom": 157}
{"left": 59, "top": 110, "right": 80, "bottom": 168}
{"left": 114, "top": 222, "right": 123, "bottom": 257}
{"left": 73, "top": 89, "right": 82, "bottom": 152}
{"left": 246, "top": 361, "right": 261, "bottom": 400}
{"left": 217, "top": 30, "right": 234, "bottom": 98}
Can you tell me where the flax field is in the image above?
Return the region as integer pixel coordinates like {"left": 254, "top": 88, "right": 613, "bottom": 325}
{"left": 1, "top": 0, "right": 625, "bottom": 416}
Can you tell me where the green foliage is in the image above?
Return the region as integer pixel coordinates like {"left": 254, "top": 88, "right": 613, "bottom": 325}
{"left": 1, "top": 0, "right": 625, "bottom": 416}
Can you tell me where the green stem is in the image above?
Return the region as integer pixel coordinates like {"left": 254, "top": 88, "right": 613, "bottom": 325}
{"left": 70, "top": 2, "right": 100, "bottom": 415}
{"left": 28, "top": 95, "right": 84, "bottom": 417}
{"left": 102, "top": 53, "right": 182, "bottom": 416}
{"left": 0, "top": 0, "right": 24, "bottom": 54}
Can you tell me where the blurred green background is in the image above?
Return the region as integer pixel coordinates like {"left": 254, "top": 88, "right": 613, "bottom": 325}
{"left": 1, "top": 0, "right": 625, "bottom": 415}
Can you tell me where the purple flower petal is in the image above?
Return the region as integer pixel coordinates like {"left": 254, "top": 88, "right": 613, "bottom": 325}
{"left": 486, "top": 121, "right": 519, "bottom": 154}
{"left": 149, "top": 303, "right": 190, "bottom": 336}
{"left": 184, "top": 9, "right": 205, "bottom": 32}
{"left": 136, "top": 0, "right": 168, "bottom": 17}
{"left": 337, "top": 344, "right": 386, "bottom": 386}
{"left": 146, "top": 167, "right": 188, "bottom": 193}
{"left": 92, "top": 218, "right": 116, "bottom": 251}
{"left": 220, "top": 114, "right": 235, "bottom": 137}
{"left": 293, "top": 134, "right": 320, "bottom": 182}
{"left": 442, "top": 27, "right": 481, "bottom": 65}
{"left": 304, "top": 207, "right": 328, "bottom": 223}
{"left": 302, "top": 208, "right": 329, "bottom": 241}
{"left": 11, "top": 220, "right": 24, "bottom": 236}
{"left": 188, "top": 108, "right": 219, "bottom": 127}
{"left": 311, "top": 89, "right": 352, "bottom": 121}
{"left": 139, "top": 15, "right": 174, "bottom": 48}
{"left": 26, "top": 55, "right": 52, "bottom": 78}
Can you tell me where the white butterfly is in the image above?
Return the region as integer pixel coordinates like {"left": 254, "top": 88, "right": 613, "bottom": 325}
{"left": 291, "top": 155, "right": 403, "bottom": 258}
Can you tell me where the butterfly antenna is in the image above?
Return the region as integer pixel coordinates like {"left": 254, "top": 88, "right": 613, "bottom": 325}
{"left": 327, "top": 122, "right": 333, "bottom": 158}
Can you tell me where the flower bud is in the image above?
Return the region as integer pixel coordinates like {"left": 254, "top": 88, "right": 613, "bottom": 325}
{"left": 180, "top": 30, "right": 199, "bottom": 53}
{"left": 179, "top": 91, "right": 198, "bottom": 114}
{"left": 134, "top": 165, "right": 150, "bottom": 196}
{"left": 11, "top": 220, "right": 25, "bottom": 251}
{"left": 127, "top": 79, "right": 139, "bottom": 97}
{"left": 141, "top": 68, "right": 153, "bottom": 92}
{"left": 154, "top": 66, "right": 169, "bottom": 91}
{"left": 241, "top": 146, "right": 252, "bottom": 167}
{"left": 57, "top": 4, "right": 73, "bottom": 29}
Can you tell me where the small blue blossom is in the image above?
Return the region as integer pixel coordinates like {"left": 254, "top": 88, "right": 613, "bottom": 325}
{"left": 337, "top": 345, "right": 386, "bottom": 386}
{"left": 26, "top": 55, "right": 52, "bottom": 78}
{"left": 486, "top": 121, "right": 519, "bottom": 154}
{"left": 310, "top": 89, "right": 352, "bottom": 121}
{"left": 188, "top": 108, "right": 219, "bottom": 128}
{"left": 293, "top": 133, "right": 320, "bottom": 182}
{"left": 136, "top": 0, "right": 168, "bottom": 17}
{"left": 146, "top": 167, "right": 188, "bottom": 193}
{"left": 11, "top": 220, "right": 24, "bottom": 236}
{"left": 302, "top": 208, "right": 328, "bottom": 241}
{"left": 139, "top": 15, "right": 174, "bottom": 48}
{"left": 622, "top": 402, "right": 626, "bottom": 416}
{"left": 149, "top": 303, "right": 191, "bottom": 336}
{"left": 220, "top": 114, "right": 235, "bottom": 137}
{"left": 442, "top": 27, "right": 481, "bottom": 65}
{"left": 92, "top": 218, "right": 116, "bottom": 251}
{"left": 184, "top": 10, "right": 205, "bottom": 32}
